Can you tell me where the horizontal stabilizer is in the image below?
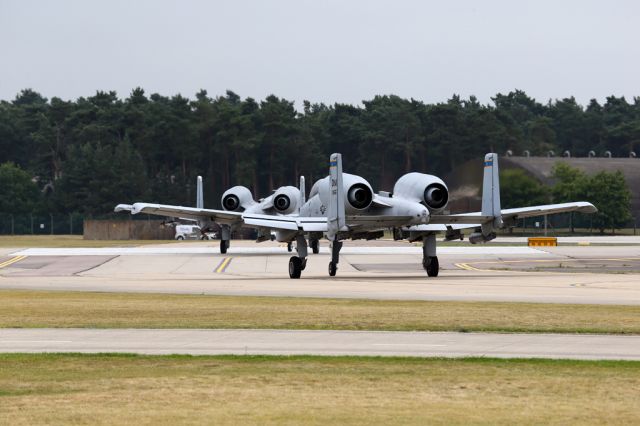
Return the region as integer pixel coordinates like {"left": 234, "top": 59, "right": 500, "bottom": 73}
{"left": 242, "top": 213, "right": 330, "bottom": 232}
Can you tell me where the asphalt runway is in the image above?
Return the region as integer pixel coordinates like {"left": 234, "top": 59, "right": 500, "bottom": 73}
{"left": 2, "top": 328, "right": 639, "bottom": 360}
{"left": 1, "top": 241, "right": 640, "bottom": 304}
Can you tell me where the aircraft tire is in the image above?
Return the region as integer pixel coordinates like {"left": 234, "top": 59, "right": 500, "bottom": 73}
{"left": 289, "top": 256, "right": 302, "bottom": 279}
{"left": 220, "top": 239, "right": 228, "bottom": 254}
{"left": 287, "top": 242, "right": 293, "bottom": 252}
{"left": 310, "top": 240, "right": 319, "bottom": 254}
{"left": 328, "top": 261, "right": 337, "bottom": 277}
{"left": 424, "top": 256, "right": 439, "bottom": 277}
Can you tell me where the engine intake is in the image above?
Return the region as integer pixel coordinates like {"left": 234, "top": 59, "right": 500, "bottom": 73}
{"left": 274, "top": 194, "right": 290, "bottom": 211}
{"left": 347, "top": 183, "right": 373, "bottom": 210}
{"left": 424, "top": 183, "right": 448, "bottom": 210}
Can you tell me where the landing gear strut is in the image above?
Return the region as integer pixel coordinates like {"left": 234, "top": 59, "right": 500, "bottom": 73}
{"left": 220, "top": 225, "right": 231, "bottom": 254}
{"left": 328, "top": 238, "right": 342, "bottom": 277}
{"left": 288, "top": 235, "right": 308, "bottom": 279}
{"left": 422, "top": 233, "right": 439, "bottom": 277}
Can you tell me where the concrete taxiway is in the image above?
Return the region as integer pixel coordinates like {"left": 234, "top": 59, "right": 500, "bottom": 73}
{"left": 1, "top": 241, "right": 639, "bottom": 304}
{"left": 1, "top": 328, "right": 639, "bottom": 360}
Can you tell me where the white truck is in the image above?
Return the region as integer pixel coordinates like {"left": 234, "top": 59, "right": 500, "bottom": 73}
{"left": 174, "top": 224, "right": 216, "bottom": 240}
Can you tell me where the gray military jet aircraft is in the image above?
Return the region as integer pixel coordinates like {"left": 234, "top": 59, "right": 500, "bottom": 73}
{"left": 116, "top": 153, "right": 596, "bottom": 279}
{"left": 231, "top": 152, "right": 596, "bottom": 278}
{"left": 116, "top": 179, "right": 305, "bottom": 254}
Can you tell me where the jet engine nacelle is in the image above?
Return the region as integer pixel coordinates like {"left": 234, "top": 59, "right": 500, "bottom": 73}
{"left": 393, "top": 172, "right": 449, "bottom": 214}
{"left": 311, "top": 173, "right": 374, "bottom": 213}
{"left": 271, "top": 186, "right": 300, "bottom": 214}
{"left": 221, "top": 185, "right": 255, "bottom": 211}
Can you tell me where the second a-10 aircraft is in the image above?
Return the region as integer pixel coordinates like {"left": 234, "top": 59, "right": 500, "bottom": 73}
{"left": 115, "top": 153, "right": 596, "bottom": 279}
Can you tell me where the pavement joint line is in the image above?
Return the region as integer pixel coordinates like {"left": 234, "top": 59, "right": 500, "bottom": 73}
{"left": 215, "top": 257, "right": 233, "bottom": 273}
{"left": 0, "top": 255, "right": 26, "bottom": 269}
{"left": 469, "top": 257, "right": 640, "bottom": 265}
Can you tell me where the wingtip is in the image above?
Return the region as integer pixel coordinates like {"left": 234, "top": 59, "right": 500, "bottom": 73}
{"left": 114, "top": 204, "right": 133, "bottom": 213}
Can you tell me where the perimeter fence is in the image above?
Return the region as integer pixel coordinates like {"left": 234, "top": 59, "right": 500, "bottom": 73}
{"left": 0, "top": 213, "right": 151, "bottom": 235}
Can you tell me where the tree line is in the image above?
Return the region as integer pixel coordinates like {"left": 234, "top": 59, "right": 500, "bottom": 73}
{"left": 0, "top": 88, "right": 638, "bottom": 216}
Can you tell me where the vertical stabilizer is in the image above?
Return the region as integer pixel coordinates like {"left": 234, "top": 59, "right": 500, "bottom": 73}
{"left": 327, "top": 153, "right": 345, "bottom": 238}
{"left": 481, "top": 153, "right": 502, "bottom": 234}
{"left": 196, "top": 176, "right": 204, "bottom": 209}
{"left": 299, "top": 175, "right": 306, "bottom": 210}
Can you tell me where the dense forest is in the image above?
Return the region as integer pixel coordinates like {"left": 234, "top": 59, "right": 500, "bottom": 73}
{"left": 1, "top": 88, "right": 639, "bottom": 216}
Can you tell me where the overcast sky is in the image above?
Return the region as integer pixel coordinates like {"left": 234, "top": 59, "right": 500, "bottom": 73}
{"left": 1, "top": 0, "right": 638, "bottom": 108}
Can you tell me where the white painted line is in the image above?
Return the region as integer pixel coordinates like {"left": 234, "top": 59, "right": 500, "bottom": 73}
{"left": 11, "top": 246, "right": 545, "bottom": 256}
{"left": 372, "top": 343, "right": 448, "bottom": 347}
{"left": 0, "top": 340, "right": 73, "bottom": 344}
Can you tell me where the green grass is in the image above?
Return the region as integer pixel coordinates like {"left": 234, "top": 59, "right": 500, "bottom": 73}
{"left": 0, "top": 353, "right": 638, "bottom": 425}
{"left": 2, "top": 290, "right": 640, "bottom": 334}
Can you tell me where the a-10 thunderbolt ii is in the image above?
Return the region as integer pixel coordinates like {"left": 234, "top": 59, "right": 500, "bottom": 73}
{"left": 117, "top": 178, "right": 309, "bottom": 254}
{"left": 115, "top": 152, "right": 596, "bottom": 279}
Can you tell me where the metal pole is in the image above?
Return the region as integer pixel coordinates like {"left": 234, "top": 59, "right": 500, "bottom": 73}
{"left": 544, "top": 215, "right": 548, "bottom": 237}
{"left": 569, "top": 212, "right": 573, "bottom": 234}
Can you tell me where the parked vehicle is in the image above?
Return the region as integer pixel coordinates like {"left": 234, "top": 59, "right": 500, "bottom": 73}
{"left": 174, "top": 224, "right": 216, "bottom": 240}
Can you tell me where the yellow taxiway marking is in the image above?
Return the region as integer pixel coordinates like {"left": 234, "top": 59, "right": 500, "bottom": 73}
{"left": 0, "top": 255, "right": 27, "bottom": 269}
{"left": 454, "top": 262, "right": 489, "bottom": 272}
{"left": 215, "top": 257, "right": 233, "bottom": 274}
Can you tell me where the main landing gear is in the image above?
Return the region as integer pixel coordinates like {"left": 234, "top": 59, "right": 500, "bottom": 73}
{"left": 219, "top": 225, "right": 231, "bottom": 254}
{"left": 310, "top": 239, "right": 320, "bottom": 254}
{"left": 288, "top": 235, "right": 308, "bottom": 279}
{"left": 328, "top": 238, "right": 343, "bottom": 277}
{"left": 422, "top": 233, "right": 439, "bottom": 277}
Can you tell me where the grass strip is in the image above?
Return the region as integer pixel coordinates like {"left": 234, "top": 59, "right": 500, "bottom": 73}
{"left": 1, "top": 289, "right": 639, "bottom": 334}
{"left": 0, "top": 353, "right": 639, "bottom": 425}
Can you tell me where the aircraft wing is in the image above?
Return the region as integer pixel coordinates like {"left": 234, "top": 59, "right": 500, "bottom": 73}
{"left": 499, "top": 202, "right": 597, "bottom": 218}
{"left": 114, "top": 203, "right": 242, "bottom": 224}
{"left": 241, "top": 213, "right": 329, "bottom": 232}
{"left": 428, "top": 201, "right": 597, "bottom": 225}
